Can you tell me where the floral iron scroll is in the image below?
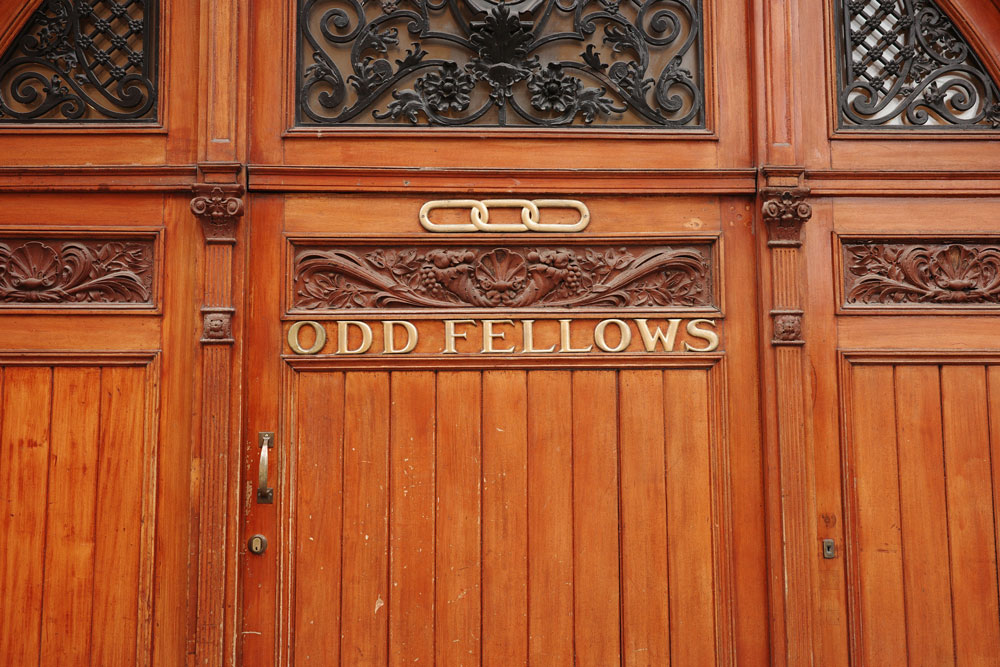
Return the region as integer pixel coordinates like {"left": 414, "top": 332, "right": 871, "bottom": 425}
{"left": 836, "top": 0, "right": 1000, "bottom": 128}
{"left": 291, "top": 242, "right": 713, "bottom": 310}
{"left": 0, "top": 0, "right": 158, "bottom": 122}
{"left": 0, "top": 238, "right": 154, "bottom": 306}
{"left": 843, "top": 241, "right": 1000, "bottom": 306}
{"left": 298, "top": 0, "right": 703, "bottom": 127}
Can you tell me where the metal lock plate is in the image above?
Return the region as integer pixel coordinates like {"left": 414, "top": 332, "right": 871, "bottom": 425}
{"left": 822, "top": 538, "right": 836, "bottom": 559}
{"left": 248, "top": 534, "right": 268, "bottom": 555}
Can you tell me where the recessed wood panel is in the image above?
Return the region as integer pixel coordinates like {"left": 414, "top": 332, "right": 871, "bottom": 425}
{"left": 0, "top": 358, "right": 158, "bottom": 666}
{"left": 842, "top": 357, "right": 1000, "bottom": 665}
{"left": 283, "top": 363, "right": 733, "bottom": 665}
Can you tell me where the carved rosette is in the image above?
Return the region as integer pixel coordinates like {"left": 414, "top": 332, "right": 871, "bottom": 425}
{"left": 762, "top": 189, "right": 813, "bottom": 248}
{"left": 771, "top": 310, "right": 804, "bottom": 346}
{"left": 190, "top": 184, "right": 245, "bottom": 243}
{"left": 201, "top": 307, "right": 235, "bottom": 344}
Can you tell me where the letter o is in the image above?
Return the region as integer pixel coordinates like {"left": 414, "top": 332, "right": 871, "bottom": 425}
{"left": 287, "top": 321, "right": 327, "bottom": 355}
{"left": 594, "top": 319, "right": 632, "bottom": 353}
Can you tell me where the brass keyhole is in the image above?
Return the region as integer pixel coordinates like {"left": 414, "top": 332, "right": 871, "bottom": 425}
{"left": 248, "top": 534, "right": 268, "bottom": 555}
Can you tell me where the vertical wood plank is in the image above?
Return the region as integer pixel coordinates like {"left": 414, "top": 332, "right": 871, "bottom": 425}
{"left": 988, "top": 367, "right": 1000, "bottom": 637}
{"left": 0, "top": 367, "right": 51, "bottom": 665}
{"left": 39, "top": 367, "right": 102, "bottom": 665}
{"left": 340, "top": 372, "right": 390, "bottom": 664}
{"left": 389, "top": 372, "right": 436, "bottom": 666}
{"left": 894, "top": 366, "right": 955, "bottom": 664}
{"left": 571, "top": 371, "right": 621, "bottom": 667}
{"left": 482, "top": 370, "right": 528, "bottom": 667}
{"left": 92, "top": 366, "right": 147, "bottom": 665}
{"left": 527, "top": 371, "right": 574, "bottom": 666}
{"left": 663, "top": 369, "right": 717, "bottom": 665}
{"left": 293, "top": 372, "right": 344, "bottom": 665}
{"left": 619, "top": 370, "right": 669, "bottom": 667}
{"left": 849, "top": 365, "right": 907, "bottom": 665}
{"left": 940, "top": 365, "right": 1000, "bottom": 663}
{"left": 435, "top": 372, "right": 482, "bottom": 666}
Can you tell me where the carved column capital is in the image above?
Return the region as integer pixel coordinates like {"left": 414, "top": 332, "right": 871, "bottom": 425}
{"left": 762, "top": 188, "right": 812, "bottom": 248}
{"left": 190, "top": 183, "right": 245, "bottom": 244}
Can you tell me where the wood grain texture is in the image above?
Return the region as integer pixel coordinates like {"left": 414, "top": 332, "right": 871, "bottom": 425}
{"left": 292, "top": 372, "right": 345, "bottom": 665}
{"left": 340, "top": 372, "right": 390, "bottom": 664}
{"left": 571, "top": 371, "right": 621, "bottom": 667}
{"left": 389, "top": 371, "right": 437, "bottom": 666}
{"left": 527, "top": 371, "right": 574, "bottom": 666}
{"left": 618, "top": 370, "right": 670, "bottom": 666}
{"left": 435, "top": 372, "right": 482, "bottom": 666}
{"left": 482, "top": 370, "right": 529, "bottom": 667}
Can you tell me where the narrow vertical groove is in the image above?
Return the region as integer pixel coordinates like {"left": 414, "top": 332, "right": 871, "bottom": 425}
{"left": 891, "top": 367, "right": 911, "bottom": 664}
{"left": 431, "top": 371, "right": 438, "bottom": 665}
{"left": 939, "top": 366, "right": 959, "bottom": 658}
{"left": 386, "top": 372, "right": 393, "bottom": 662}
{"left": 337, "top": 372, "right": 347, "bottom": 660}
{"left": 984, "top": 367, "right": 1000, "bottom": 625}
{"left": 662, "top": 369, "right": 673, "bottom": 667}
{"left": 479, "top": 371, "right": 485, "bottom": 667}
{"left": 525, "top": 371, "right": 532, "bottom": 660}
{"left": 569, "top": 372, "right": 577, "bottom": 665}
{"left": 614, "top": 371, "right": 625, "bottom": 667}
{"left": 88, "top": 367, "right": 106, "bottom": 667}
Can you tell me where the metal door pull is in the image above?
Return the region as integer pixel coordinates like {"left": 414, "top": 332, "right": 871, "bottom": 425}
{"left": 258, "top": 432, "right": 274, "bottom": 504}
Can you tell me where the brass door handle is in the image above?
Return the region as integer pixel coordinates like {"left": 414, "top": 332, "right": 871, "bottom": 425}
{"left": 258, "top": 432, "right": 274, "bottom": 504}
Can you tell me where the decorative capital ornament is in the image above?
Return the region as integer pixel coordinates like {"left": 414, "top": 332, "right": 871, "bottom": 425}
{"left": 191, "top": 184, "right": 245, "bottom": 244}
{"left": 771, "top": 310, "right": 804, "bottom": 346}
{"left": 762, "top": 189, "right": 812, "bottom": 248}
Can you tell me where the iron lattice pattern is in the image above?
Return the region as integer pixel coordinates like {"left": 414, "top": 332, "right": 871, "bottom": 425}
{"left": 837, "top": 0, "right": 1000, "bottom": 129}
{"left": 0, "top": 0, "right": 157, "bottom": 122}
{"left": 298, "top": 0, "right": 704, "bottom": 127}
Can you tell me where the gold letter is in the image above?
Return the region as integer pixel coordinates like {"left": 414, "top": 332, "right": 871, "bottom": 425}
{"left": 594, "top": 319, "right": 632, "bottom": 353}
{"left": 287, "top": 321, "right": 327, "bottom": 355}
{"left": 482, "top": 319, "right": 516, "bottom": 353}
{"left": 558, "top": 319, "right": 593, "bottom": 353}
{"left": 634, "top": 318, "right": 682, "bottom": 352}
{"left": 444, "top": 319, "right": 477, "bottom": 354}
{"left": 337, "top": 321, "right": 373, "bottom": 354}
{"left": 683, "top": 319, "right": 720, "bottom": 352}
{"left": 383, "top": 320, "right": 418, "bottom": 354}
{"left": 522, "top": 319, "right": 556, "bottom": 353}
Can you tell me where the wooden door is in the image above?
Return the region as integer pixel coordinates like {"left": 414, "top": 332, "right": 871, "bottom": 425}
{"left": 239, "top": 193, "right": 769, "bottom": 665}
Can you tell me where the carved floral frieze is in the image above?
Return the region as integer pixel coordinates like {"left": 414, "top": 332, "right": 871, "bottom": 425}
{"left": 0, "top": 237, "right": 154, "bottom": 306}
{"left": 843, "top": 240, "right": 1000, "bottom": 306}
{"left": 291, "top": 242, "right": 715, "bottom": 310}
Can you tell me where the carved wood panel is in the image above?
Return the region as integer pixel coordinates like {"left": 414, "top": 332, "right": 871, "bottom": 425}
{"left": 0, "top": 233, "right": 157, "bottom": 308}
{"left": 840, "top": 238, "right": 1000, "bottom": 310}
{"left": 289, "top": 238, "right": 717, "bottom": 312}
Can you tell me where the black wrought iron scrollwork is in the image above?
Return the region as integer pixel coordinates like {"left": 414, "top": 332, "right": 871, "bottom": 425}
{"left": 836, "top": 0, "right": 1000, "bottom": 129}
{"left": 298, "top": 0, "right": 703, "bottom": 127}
{"left": 0, "top": 0, "right": 158, "bottom": 122}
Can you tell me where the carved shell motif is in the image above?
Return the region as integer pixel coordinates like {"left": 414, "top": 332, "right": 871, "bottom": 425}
{"left": 0, "top": 239, "right": 154, "bottom": 305}
{"left": 844, "top": 241, "right": 1000, "bottom": 306}
{"left": 291, "top": 243, "right": 714, "bottom": 310}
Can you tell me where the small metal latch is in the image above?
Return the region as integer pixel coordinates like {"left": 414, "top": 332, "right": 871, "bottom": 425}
{"left": 822, "top": 539, "right": 837, "bottom": 559}
{"left": 248, "top": 534, "right": 268, "bottom": 555}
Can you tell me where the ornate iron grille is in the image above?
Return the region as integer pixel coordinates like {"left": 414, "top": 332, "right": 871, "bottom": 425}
{"left": 836, "top": 0, "right": 1000, "bottom": 129}
{"left": 297, "top": 0, "right": 704, "bottom": 127}
{"left": 0, "top": 0, "right": 158, "bottom": 122}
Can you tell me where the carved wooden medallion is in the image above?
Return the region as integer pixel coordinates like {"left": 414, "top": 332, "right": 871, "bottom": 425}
{"left": 0, "top": 237, "right": 154, "bottom": 307}
{"left": 290, "top": 241, "right": 715, "bottom": 311}
{"left": 843, "top": 240, "right": 1000, "bottom": 306}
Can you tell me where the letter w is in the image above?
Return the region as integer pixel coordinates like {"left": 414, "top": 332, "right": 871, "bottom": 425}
{"left": 634, "top": 319, "right": 682, "bottom": 352}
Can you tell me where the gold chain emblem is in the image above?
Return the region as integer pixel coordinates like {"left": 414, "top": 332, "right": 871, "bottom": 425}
{"left": 419, "top": 199, "right": 590, "bottom": 233}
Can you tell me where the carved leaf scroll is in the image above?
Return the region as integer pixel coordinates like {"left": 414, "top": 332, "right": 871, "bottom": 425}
{"left": 291, "top": 242, "right": 714, "bottom": 310}
{"left": 843, "top": 241, "right": 1000, "bottom": 306}
{"left": 0, "top": 238, "right": 154, "bottom": 306}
